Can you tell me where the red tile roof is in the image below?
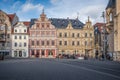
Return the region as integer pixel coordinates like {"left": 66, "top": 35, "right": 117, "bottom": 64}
{"left": 23, "top": 21, "right": 30, "bottom": 27}
{"left": 7, "top": 14, "right": 15, "bottom": 22}
{"left": 94, "top": 23, "right": 105, "bottom": 27}
{"left": 94, "top": 23, "right": 106, "bottom": 32}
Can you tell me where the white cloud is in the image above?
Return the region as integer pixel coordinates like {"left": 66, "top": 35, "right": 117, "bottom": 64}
{"left": 15, "top": 1, "right": 44, "bottom": 21}
{"left": 46, "top": 0, "right": 109, "bottom": 24}
{"left": 11, "top": 1, "right": 21, "bottom": 10}
{"left": 21, "top": 3, "right": 44, "bottom": 12}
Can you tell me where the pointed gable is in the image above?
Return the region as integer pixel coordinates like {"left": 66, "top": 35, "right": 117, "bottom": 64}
{"left": 66, "top": 21, "right": 73, "bottom": 29}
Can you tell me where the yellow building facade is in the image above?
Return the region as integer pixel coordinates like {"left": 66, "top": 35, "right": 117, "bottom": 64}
{"left": 50, "top": 17, "right": 94, "bottom": 57}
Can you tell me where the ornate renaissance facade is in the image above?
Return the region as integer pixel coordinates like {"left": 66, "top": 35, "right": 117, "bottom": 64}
{"left": 29, "top": 11, "right": 57, "bottom": 58}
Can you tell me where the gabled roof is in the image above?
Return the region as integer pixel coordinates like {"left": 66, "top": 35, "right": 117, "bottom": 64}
{"left": 94, "top": 23, "right": 105, "bottom": 33}
{"left": 106, "top": 0, "right": 116, "bottom": 9}
{"left": 49, "top": 18, "right": 84, "bottom": 29}
{"left": 7, "top": 14, "right": 15, "bottom": 22}
{"left": 94, "top": 23, "right": 105, "bottom": 27}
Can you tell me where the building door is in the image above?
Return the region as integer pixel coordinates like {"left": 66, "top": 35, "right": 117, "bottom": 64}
{"left": 48, "top": 50, "right": 53, "bottom": 57}
{"left": 41, "top": 50, "right": 45, "bottom": 57}
{"left": 19, "top": 51, "right": 22, "bottom": 57}
{"left": 36, "top": 50, "right": 39, "bottom": 57}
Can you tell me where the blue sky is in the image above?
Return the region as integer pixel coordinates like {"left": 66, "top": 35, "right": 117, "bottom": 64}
{"left": 0, "top": 0, "right": 109, "bottom": 24}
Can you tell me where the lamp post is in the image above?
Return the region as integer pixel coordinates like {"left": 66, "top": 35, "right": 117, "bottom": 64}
{"left": 101, "top": 11, "right": 106, "bottom": 60}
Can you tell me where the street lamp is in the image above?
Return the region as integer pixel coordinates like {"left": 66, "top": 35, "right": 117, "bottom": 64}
{"left": 101, "top": 11, "right": 106, "bottom": 60}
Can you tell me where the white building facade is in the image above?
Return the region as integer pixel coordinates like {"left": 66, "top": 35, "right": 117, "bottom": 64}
{"left": 11, "top": 22, "right": 29, "bottom": 58}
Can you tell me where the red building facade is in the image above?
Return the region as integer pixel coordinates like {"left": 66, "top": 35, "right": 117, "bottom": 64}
{"left": 29, "top": 11, "right": 57, "bottom": 58}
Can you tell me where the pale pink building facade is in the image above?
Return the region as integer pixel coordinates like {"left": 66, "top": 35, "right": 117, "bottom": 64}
{"left": 29, "top": 11, "right": 57, "bottom": 58}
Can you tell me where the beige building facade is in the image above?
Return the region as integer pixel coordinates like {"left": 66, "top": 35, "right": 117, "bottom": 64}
{"left": 50, "top": 17, "right": 94, "bottom": 57}
{"left": 106, "top": 0, "right": 120, "bottom": 61}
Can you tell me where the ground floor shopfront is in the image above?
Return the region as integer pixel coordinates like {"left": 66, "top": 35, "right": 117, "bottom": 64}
{"left": 30, "top": 49, "right": 57, "bottom": 58}
{"left": 12, "top": 49, "right": 28, "bottom": 58}
{"left": 58, "top": 49, "right": 94, "bottom": 57}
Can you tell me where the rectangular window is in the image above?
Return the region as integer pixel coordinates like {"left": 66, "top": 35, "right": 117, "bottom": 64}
{"left": 37, "top": 41, "right": 39, "bottom": 46}
{"left": 59, "top": 41, "right": 62, "bottom": 45}
{"left": 41, "top": 41, "right": 44, "bottom": 46}
{"left": 72, "top": 33, "right": 74, "bottom": 37}
{"left": 24, "top": 43, "right": 26, "bottom": 47}
{"left": 72, "top": 41, "right": 74, "bottom": 46}
{"left": 64, "top": 33, "right": 67, "bottom": 37}
{"left": 90, "top": 33, "right": 92, "bottom": 37}
{"left": 64, "top": 41, "right": 67, "bottom": 45}
{"left": 59, "top": 33, "right": 62, "bottom": 37}
{"left": 24, "top": 36, "right": 26, "bottom": 39}
{"left": 32, "top": 41, "right": 34, "bottom": 46}
{"left": 19, "top": 42, "right": 22, "bottom": 47}
{"left": 77, "top": 41, "right": 79, "bottom": 46}
{"left": 15, "top": 36, "right": 17, "bottom": 39}
{"left": 77, "top": 33, "right": 79, "bottom": 37}
{"left": 15, "top": 29, "right": 17, "bottom": 32}
{"left": 19, "top": 36, "right": 22, "bottom": 39}
{"left": 24, "top": 29, "right": 26, "bottom": 32}
{"left": 52, "top": 40, "right": 55, "bottom": 45}
{"left": 47, "top": 41, "right": 49, "bottom": 45}
{"left": 14, "top": 42, "right": 17, "bottom": 47}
